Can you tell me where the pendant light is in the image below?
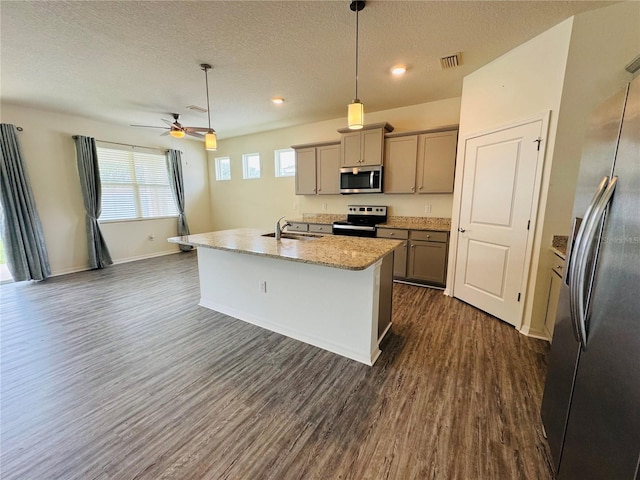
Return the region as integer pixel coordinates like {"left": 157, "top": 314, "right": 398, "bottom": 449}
{"left": 348, "top": 0, "right": 365, "bottom": 130}
{"left": 200, "top": 63, "right": 217, "bottom": 151}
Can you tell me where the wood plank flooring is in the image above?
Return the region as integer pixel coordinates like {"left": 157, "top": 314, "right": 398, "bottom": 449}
{"left": 0, "top": 252, "right": 554, "bottom": 479}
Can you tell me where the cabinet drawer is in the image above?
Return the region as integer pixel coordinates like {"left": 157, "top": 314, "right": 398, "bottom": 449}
{"left": 377, "top": 228, "right": 409, "bottom": 240}
{"left": 308, "top": 223, "right": 332, "bottom": 234}
{"left": 410, "top": 230, "right": 448, "bottom": 243}
{"left": 288, "top": 222, "right": 308, "bottom": 232}
{"left": 551, "top": 257, "right": 565, "bottom": 277}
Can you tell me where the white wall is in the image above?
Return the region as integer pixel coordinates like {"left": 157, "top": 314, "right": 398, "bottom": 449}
{"left": 524, "top": 1, "right": 640, "bottom": 337}
{"left": 0, "top": 104, "right": 213, "bottom": 276}
{"left": 448, "top": 1, "right": 640, "bottom": 338}
{"left": 210, "top": 97, "right": 461, "bottom": 230}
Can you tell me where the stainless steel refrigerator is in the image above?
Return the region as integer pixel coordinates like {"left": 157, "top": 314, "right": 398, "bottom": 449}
{"left": 540, "top": 75, "right": 639, "bottom": 479}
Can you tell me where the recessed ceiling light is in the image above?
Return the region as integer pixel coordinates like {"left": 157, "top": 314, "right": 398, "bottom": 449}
{"left": 271, "top": 97, "right": 285, "bottom": 104}
{"left": 391, "top": 65, "right": 407, "bottom": 76}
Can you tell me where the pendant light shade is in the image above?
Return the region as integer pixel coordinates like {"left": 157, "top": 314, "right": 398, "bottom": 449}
{"left": 200, "top": 63, "right": 217, "bottom": 151}
{"left": 348, "top": 100, "right": 364, "bottom": 130}
{"left": 205, "top": 130, "right": 217, "bottom": 150}
{"left": 348, "top": 1, "right": 365, "bottom": 130}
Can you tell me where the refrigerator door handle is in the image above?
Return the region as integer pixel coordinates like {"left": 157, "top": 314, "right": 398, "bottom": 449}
{"left": 574, "top": 176, "right": 618, "bottom": 350}
{"left": 568, "top": 176, "right": 609, "bottom": 343}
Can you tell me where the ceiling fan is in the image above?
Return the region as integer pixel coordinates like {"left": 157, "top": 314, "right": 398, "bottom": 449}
{"left": 131, "top": 113, "right": 208, "bottom": 139}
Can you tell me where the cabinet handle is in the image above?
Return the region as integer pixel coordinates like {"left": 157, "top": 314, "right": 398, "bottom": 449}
{"left": 390, "top": 232, "right": 395, "bottom": 236}
{"left": 419, "top": 186, "right": 423, "bottom": 190}
{"left": 411, "top": 186, "right": 415, "bottom": 192}
{"left": 411, "top": 244, "right": 415, "bottom": 248}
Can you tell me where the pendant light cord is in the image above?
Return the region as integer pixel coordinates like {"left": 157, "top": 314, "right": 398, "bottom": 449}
{"left": 354, "top": 5, "right": 359, "bottom": 101}
{"left": 204, "top": 67, "right": 212, "bottom": 130}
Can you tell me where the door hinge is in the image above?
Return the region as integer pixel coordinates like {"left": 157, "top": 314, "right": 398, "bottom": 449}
{"left": 527, "top": 220, "right": 530, "bottom": 230}
{"left": 534, "top": 137, "right": 542, "bottom": 151}
{"left": 517, "top": 292, "right": 521, "bottom": 302}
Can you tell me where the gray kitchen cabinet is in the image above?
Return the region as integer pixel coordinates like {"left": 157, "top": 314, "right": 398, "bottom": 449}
{"left": 308, "top": 223, "right": 332, "bottom": 234}
{"left": 287, "top": 222, "right": 309, "bottom": 232}
{"left": 293, "top": 141, "right": 340, "bottom": 195}
{"left": 416, "top": 130, "right": 458, "bottom": 193}
{"left": 377, "top": 228, "right": 409, "bottom": 277}
{"left": 544, "top": 254, "right": 565, "bottom": 339}
{"left": 338, "top": 122, "right": 393, "bottom": 167}
{"left": 316, "top": 143, "right": 341, "bottom": 195}
{"left": 408, "top": 239, "right": 448, "bottom": 286}
{"left": 377, "top": 228, "right": 448, "bottom": 286}
{"left": 383, "top": 135, "right": 419, "bottom": 193}
{"left": 294, "top": 147, "right": 316, "bottom": 195}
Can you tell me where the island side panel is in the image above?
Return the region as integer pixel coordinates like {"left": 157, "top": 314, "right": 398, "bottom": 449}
{"left": 195, "top": 247, "right": 386, "bottom": 365}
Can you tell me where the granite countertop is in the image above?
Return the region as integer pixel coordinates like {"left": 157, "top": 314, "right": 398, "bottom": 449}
{"left": 287, "top": 214, "right": 452, "bottom": 232}
{"left": 552, "top": 235, "right": 568, "bottom": 260}
{"left": 377, "top": 216, "right": 452, "bottom": 232}
{"left": 168, "top": 228, "right": 402, "bottom": 271}
{"left": 287, "top": 214, "right": 346, "bottom": 224}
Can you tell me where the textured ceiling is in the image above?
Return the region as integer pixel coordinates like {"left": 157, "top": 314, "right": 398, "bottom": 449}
{"left": 1, "top": 0, "right": 616, "bottom": 139}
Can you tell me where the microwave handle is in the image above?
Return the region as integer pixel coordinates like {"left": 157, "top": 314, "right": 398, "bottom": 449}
{"left": 370, "top": 171, "right": 375, "bottom": 188}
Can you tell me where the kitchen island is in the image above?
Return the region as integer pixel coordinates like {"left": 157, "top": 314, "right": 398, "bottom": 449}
{"left": 169, "top": 229, "right": 401, "bottom": 365}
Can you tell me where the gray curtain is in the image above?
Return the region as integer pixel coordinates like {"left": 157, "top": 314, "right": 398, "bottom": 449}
{"left": 166, "top": 149, "right": 192, "bottom": 252}
{"left": 0, "top": 123, "right": 51, "bottom": 281}
{"left": 73, "top": 135, "right": 113, "bottom": 269}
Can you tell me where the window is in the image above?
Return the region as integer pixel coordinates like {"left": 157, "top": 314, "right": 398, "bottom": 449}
{"left": 215, "top": 156, "right": 231, "bottom": 181}
{"left": 242, "top": 153, "right": 261, "bottom": 179}
{"left": 275, "top": 148, "right": 296, "bottom": 177}
{"left": 96, "top": 145, "right": 178, "bottom": 221}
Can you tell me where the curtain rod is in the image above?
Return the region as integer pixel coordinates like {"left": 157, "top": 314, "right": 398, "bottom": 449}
{"left": 71, "top": 137, "right": 183, "bottom": 154}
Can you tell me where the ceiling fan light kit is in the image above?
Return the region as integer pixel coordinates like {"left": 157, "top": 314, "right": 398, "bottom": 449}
{"left": 348, "top": 0, "right": 365, "bottom": 130}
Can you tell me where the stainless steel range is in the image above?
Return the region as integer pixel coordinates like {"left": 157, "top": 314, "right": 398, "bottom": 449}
{"left": 332, "top": 205, "right": 387, "bottom": 237}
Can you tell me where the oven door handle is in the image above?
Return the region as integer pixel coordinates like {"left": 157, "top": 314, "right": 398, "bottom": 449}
{"left": 332, "top": 224, "right": 376, "bottom": 232}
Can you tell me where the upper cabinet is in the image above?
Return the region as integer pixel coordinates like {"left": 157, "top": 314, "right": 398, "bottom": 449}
{"left": 417, "top": 130, "right": 458, "bottom": 194}
{"left": 292, "top": 141, "right": 341, "bottom": 195}
{"left": 383, "top": 128, "right": 458, "bottom": 194}
{"left": 338, "top": 122, "right": 394, "bottom": 167}
{"left": 316, "top": 143, "right": 341, "bottom": 195}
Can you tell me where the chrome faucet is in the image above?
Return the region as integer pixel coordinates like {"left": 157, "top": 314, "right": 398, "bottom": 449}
{"left": 275, "top": 216, "right": 291, "bottom": 240}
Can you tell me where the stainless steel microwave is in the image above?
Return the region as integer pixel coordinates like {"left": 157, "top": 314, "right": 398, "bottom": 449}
{"left": 339, "top": 166, "right": 383, "bottom": 194}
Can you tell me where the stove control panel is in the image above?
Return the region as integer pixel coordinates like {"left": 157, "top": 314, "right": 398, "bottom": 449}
{"left": 347, "top": 205, "right": 387, "bottom": 216}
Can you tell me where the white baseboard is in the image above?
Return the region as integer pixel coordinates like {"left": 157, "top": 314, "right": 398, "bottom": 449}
{"left": 519, "top": 324, "right": 551, "bottom": 342}
{"left": 50, "top": 249, "right": 181, "bottom": 277}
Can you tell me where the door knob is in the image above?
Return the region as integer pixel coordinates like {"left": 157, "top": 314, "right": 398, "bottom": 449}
{"left": 458, "top": 227, "right": 466, "bottom": 233}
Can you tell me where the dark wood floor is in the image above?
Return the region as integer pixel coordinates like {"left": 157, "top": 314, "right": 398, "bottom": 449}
{"left": 0, "top": 252, "right": 554, "bottom": 479}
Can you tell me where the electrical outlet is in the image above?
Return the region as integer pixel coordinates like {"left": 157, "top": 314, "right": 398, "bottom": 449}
{"left": 424, "top": 204, "right": 432, "bottom": 214}
{"left": 322, "top": 203, "right": 328, "bottom": 211}
{"left": 260, "top": 280, "right": 267, "bottom": 293}
{"left": 293, "top": 200, "right": 299, "bottom": 211}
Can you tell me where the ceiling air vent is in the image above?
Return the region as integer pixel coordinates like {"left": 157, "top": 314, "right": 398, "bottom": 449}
{"left": 440, "top": 52, "right": 462, "bottom": 70}
{"left": 186, "top": 105, "right": 207, "bottom": 113}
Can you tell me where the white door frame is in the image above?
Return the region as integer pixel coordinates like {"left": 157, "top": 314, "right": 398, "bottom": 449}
{"left": 445, "top": 111, "right": 551, "bottom": 330}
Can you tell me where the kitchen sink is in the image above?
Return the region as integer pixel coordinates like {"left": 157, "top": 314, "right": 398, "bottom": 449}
{"left": 261, "top": 232, "right": 319, "bottom": 241}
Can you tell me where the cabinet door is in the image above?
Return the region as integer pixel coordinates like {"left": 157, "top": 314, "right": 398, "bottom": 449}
{"left": 383, "top": 135, "right": 418, "bottom": 193}
{"left": 295, "top": 147, "right": 317, "bottom": 195}
{"left": 408, "top": 240, "right": 448, "bottom": 285}
{"left": 341, "top": 131, "right": 362, "bottom": 167}
{"left": 394, "top": 241, "right": 408, "bottom": 277}
{"left": 544, "top": 271, "right": 562, "bottom": 339}
{"left": 361, "top": 128, "right": 384, "bottom": 166}
{"left": 316, "top": 144, "right": 340, "bottom": 195}
{"left": 417, "top": 130, "right": 458, "bottom": 193}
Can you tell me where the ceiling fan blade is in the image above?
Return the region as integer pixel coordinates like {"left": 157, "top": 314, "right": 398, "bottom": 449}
{"left": 131, "top": 124, "right": 169, "bottom": 129}
{"left": 160, "top": 131, "right": 170, "bottom": 136}
{"left": 184, "top": 127, "right": 210, "bottom": 133}
{"left": 186, "top": 131, "right": 204, "bottom": 139}
{"left": 161, "top": 118, "right": 174, "bottom": 126}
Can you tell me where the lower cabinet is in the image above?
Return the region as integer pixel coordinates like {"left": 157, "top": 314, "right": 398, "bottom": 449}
{"left": 544, "top": 254, "right": 565, "bottom": 339}
{"left": 286, "top": 222, "right": 333, "bottom": 235}
{"left": 377, "top": 228, "right": 448, "bottom": 286}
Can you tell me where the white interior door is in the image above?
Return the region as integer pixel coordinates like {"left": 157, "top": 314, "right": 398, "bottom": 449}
{"left": 454, "top": 120, "right": 543, "bottom": 327}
